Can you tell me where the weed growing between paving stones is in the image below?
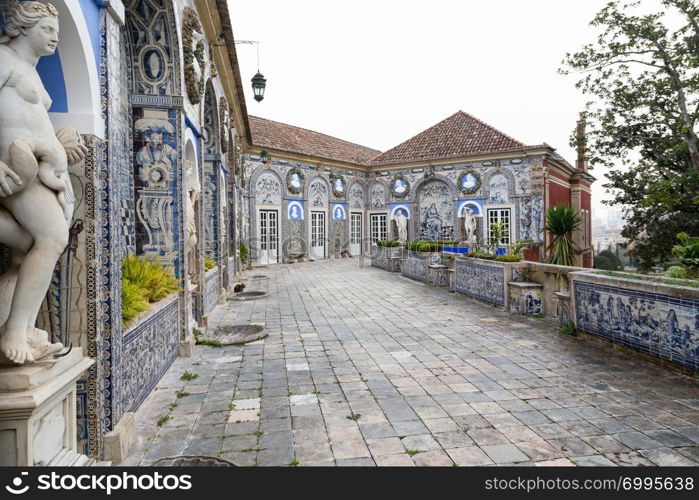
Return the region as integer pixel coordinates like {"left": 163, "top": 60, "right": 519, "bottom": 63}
{"left": 156, "top": 416, "right": 172, "bottom": 427}
{"left": 252, "top": 430, "right": 264, "bottom": 437}
{"left": 405, "top": 450, "right": 421, "bottom": 456}
{"left": 346, "top": 413, "right": 362, "bottom": 421}
{"left": 168, "top": 403, "right": 178, "bottom": 411}
{"left": 289, "top": 460, "right": 299, "bottom": 466}
{"left": 176, "top": 390, "right": 191, "bottom": 398}
{"left": 557, "top": 321, "right": 578, "bottom": 336}
{"left": 180, "top": 371, "right": 199, "bottom": 381}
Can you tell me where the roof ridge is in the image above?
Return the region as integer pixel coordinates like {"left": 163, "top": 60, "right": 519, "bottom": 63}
{"left": 249, "top": 115, "right": 381, "bottom": 154}
{"left": 369, "top": 110, "right": 525, "bottom": 166}
{"left": 370, "top": 111, "right": 465, "bottom": 161}
{"left": 455, "top": 110, "right": 523, "bottom": 147}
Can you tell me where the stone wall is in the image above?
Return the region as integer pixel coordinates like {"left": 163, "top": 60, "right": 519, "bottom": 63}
{"left": 571, "top": 271, "right": 699, "bottom": 370}
{"left": 401, "top": 251, "right": 429, "bottom": 282}
{"left": 525, "top": 262, "right": 584, "bottom": 315}
{"left": 121, "top": 294, "right": 180, "bottom": 413}
{"left": 203, "top": 268, "right": 220, "bottom": 315}
{"left": 451, "top": 258, "right": 525, "bottom": 307}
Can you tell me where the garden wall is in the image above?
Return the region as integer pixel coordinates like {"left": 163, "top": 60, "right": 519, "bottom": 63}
{"left": 204, "top": 268, "right": 220, "bottom": 315}
{"left": 571, "top": 271, "right": 699, "bottom": 370}
{"left": 121, "top": 294, "right": 181, "bottom": 412}
{"left": 451, "top": 257, "right": 525, "bottom": 307}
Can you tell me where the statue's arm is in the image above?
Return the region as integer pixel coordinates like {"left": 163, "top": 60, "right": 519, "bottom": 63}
{"left": 56, "top": 128, "right": 88, "bottom": 165}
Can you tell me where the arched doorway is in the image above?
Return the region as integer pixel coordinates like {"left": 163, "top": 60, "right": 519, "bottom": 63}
{"left": 307, "top": 177, "right": 329, "bottom": 260}
{"left": 254, "top": 170, "right": 283, "bottom": 265}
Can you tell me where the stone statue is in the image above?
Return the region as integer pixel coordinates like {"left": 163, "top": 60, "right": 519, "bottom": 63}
{"left": 185, "top": 160, "right": 201, "bottom": 280}
{"left": 463, "top": 208, "right": 477, "bottom": 245}
{"left": 0, "top": 1, "right": 86, "bottom": 364}
{"left": 395, "top": 210, "right": 408, "bottom": 244}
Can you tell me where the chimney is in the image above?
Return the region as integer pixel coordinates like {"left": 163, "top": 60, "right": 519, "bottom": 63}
{"left": 576, "top": 112, "right": 587, "bottom": 171}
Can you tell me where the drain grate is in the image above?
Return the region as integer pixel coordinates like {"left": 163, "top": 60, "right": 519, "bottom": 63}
{"left": 229, "top": 291, "right": 267, "bottom": 301}
{"left": 212, "top": 324, "right": 267, "bottom": 345}
{"left": 153, "top": 456, "right": 237, "bottom": 467}
{"left": 251, "top": 274, "right": 268, "bottom": 279}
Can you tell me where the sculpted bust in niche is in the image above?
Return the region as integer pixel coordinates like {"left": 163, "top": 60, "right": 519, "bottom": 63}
{"left": 0, "top": 1, "right": 87, "bottom": 364}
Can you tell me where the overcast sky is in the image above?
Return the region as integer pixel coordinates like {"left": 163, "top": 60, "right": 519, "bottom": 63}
{"left": 228, "top": 0, "right": 656, "bottom": 217}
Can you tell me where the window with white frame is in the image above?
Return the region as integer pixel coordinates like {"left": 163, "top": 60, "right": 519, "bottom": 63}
{"left": 370, "top": 213, "right": 387, "bottom": 245}
{"left": 487, "top": 208, "right": 511, "bottom": 246}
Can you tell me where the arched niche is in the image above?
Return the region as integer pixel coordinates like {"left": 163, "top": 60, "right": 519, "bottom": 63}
{"left": 306, "top": 176, "right": 330, "bottom": 209}
{"left": 368, "top": 182, "right": 388, "bottom": 210}
{"left": 184, "top": 133, "right": 201, "bottom": 278}
{"left": 348, "top": 182, "right": 365, "bottom": 210}
{"left": 39, "top": 1, "right": 103, "bottom": 137}
{"left": 202, "top": 80, "right": 220, "bottom": 261}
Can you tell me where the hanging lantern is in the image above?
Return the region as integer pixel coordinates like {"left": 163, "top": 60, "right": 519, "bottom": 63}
{"left": 260, "top": 149, "right": 269, "bottom": 165}
{"left": 251, "top": 72, "right": 266, "bottom": 102}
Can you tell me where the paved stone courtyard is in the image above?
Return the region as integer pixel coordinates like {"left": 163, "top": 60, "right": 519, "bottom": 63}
{"left": 122, "top": 258, "right": 699, "bottom": 466}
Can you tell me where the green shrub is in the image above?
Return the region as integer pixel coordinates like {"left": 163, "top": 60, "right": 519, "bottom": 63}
{"left": 121, "top": 278, "right": 149, "bottom": 326}
{"left": 495, "top": 254, "right": 521, "bottom": 262}
{"left": 594, "top": 254, "right": 614, "bottom": 270}
{"left": 598, "top": 249, "right": 623, "bottom": 270}
{"left": 466, "top": 251, "right": 497, "bottom": 260}
{"left": 121, "top": 255, "right": 181, "bottom": 326}
{"left": 204, "top": 256, "right": 216, "bottom": 271}
{"left": 665, "top": 266, "right": 689, "bottom": 279}
{"left": 406, "top": 241, "right": 440, "bottom": 252}
{"left": 376, "top": 240, "right": 401, "bottom": 247}
{"left": 239, "top": 241, "right": 249, "bottom": 264}
{"left": 507, "top": 240, "right": 527, "bottom": 259}
{"left": 673, "top": 233, "right": 699, "bottom": 276}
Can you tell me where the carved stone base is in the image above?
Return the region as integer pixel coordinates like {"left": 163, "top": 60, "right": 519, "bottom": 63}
{"left": 427, "top": 264, "right": 450, "bottom": 287}
{"left": 103, "top": 413, "right": 135, "bottom": 463}
{"left": 0, "top": 349, "right": 94, "bottom": 466}
{"left": 179, "top": 333, "right": 196, "bottom": 357}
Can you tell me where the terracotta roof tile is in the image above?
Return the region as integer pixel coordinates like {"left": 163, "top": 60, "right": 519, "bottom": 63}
{"left": 249, "top": 116, "right": 381, "bottom": 165}
{"left": 368, "top": 111, "right": 524, "bottom": 166}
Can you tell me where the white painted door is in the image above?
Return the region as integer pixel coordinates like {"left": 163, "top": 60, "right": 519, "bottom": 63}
{"left": 370, "top": 213, "right": 387, "bottom": 245}
{"left": 350, "top": 212, "right": 362, "bottom": 255}
{"left": 310, "top": 211, "right": 326, "bottom": 260}
{"left": 259, "top": 209, "right": 278, "bottom": 265}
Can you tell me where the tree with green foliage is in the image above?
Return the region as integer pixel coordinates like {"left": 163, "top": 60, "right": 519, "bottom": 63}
{"left": 598, "top": 249, "right": 624, "bottom": 270}
{"left": 594, "top": 254, "right": 615, "bottom": 270}
{"left": 561, "top": 0, "right": 699, "bottom": 270}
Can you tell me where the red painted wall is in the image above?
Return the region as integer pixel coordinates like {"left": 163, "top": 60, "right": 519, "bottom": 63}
{"left": 548, "top": 180, "right": 571, "bottom": 208}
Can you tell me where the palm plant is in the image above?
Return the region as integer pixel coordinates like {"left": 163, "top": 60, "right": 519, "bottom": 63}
{"left": 541, "top": 204, "right": 582, "bottom": 266}
{"left": 489, "top": 221, "right": 507, "bottom": 253}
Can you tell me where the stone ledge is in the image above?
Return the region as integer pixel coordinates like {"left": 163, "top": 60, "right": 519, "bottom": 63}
{"left": 103, "top": 413, "right": 135, "bottom": 463}
{"left": 0, "top": 349, "right": 85, "bottom": 393}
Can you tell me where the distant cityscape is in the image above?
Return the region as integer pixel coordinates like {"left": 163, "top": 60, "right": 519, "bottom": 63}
{"left": 591, "top": 209, "right": 634, "bottom": 267}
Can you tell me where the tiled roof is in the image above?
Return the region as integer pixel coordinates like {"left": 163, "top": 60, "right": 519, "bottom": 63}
{"left": 249, "top": 116, "right": 381, "bottom": 165}
{"left": 369, "top": 111, "right": 525, "bottom": 166}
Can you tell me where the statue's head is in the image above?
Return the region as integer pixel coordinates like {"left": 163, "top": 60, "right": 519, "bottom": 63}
{"left": 0, "top": 1, "right": 59, "bottom": 55}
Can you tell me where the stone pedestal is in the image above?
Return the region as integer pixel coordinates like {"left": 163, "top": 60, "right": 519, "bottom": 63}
{"left": 508, "top": 282, "right": 544, "bottom": 315}
{"left": 0, "top": 349, "right": 94, "bottom": 466}
{"left": 554, "top": 291, "right": 572, "bottom": 326}
{"left": 427, "top": 264, "right": 450, "bottom": 287}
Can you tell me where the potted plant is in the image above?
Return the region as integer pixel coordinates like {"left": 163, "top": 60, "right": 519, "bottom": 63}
{"left": 541, "top": 204, "right": 582, "bottom": 267}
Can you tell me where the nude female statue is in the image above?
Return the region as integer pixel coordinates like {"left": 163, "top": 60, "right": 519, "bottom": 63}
{"left": 0, "top": 1, "right": 87, "bottom": 364}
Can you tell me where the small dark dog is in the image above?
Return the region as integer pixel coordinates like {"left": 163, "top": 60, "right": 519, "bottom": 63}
{"left": 233, "top": 283, "right": 246, "bottom": 293}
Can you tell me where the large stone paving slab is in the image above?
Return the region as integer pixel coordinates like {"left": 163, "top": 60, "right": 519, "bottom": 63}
{"left": 122, "top": 259, "right": 699, "bottom": 466}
